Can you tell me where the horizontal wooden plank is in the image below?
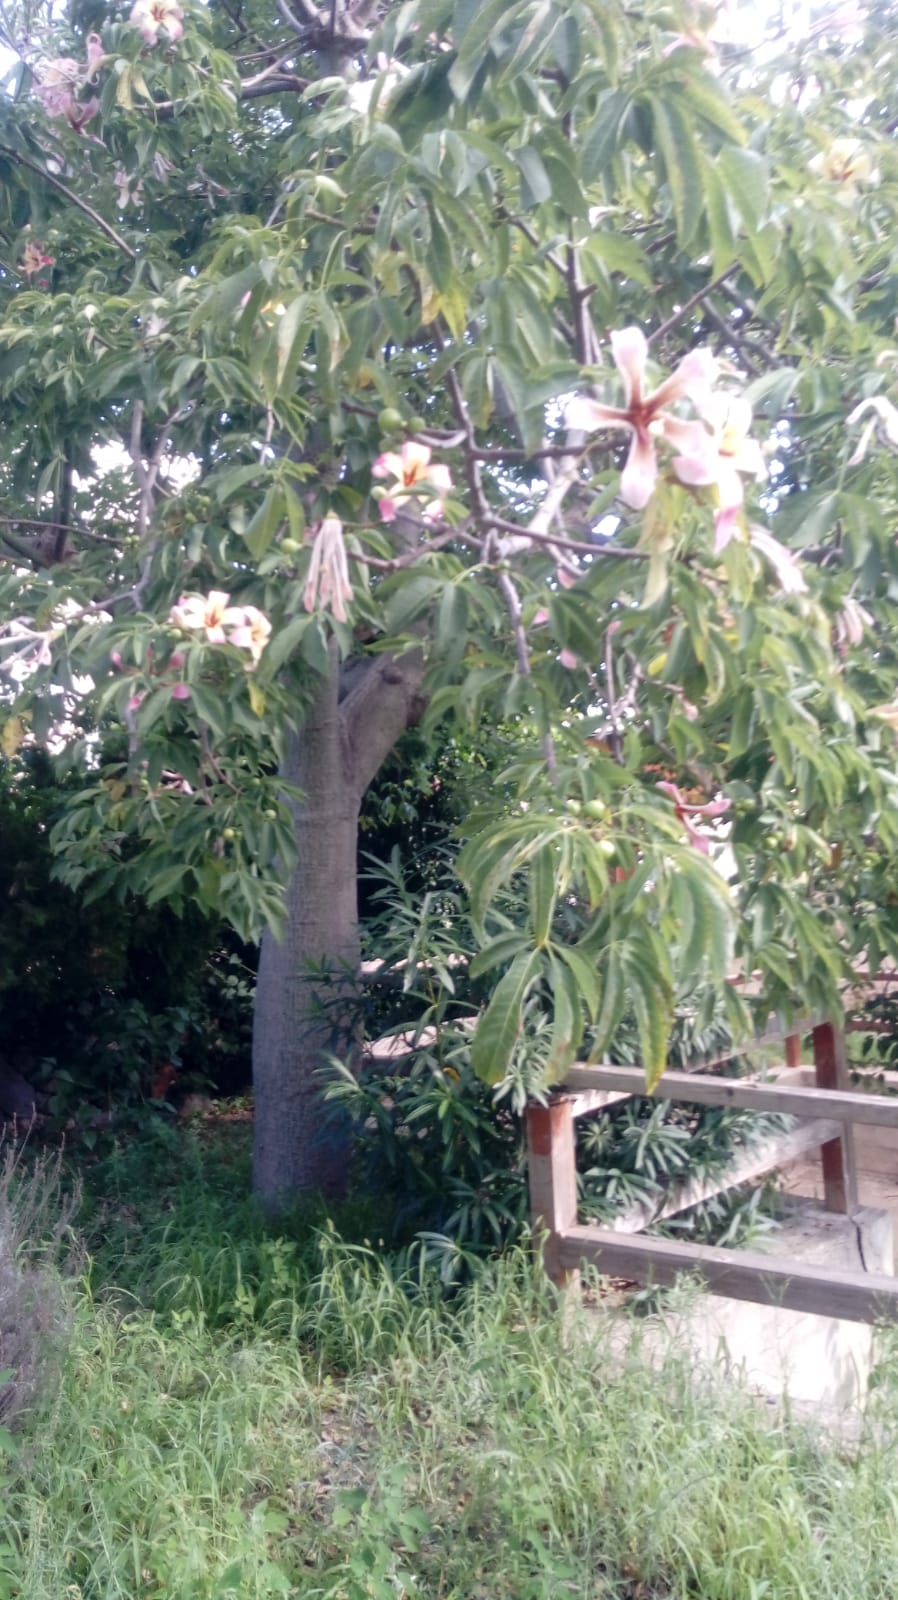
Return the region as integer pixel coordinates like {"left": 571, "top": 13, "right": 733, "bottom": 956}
{"left": 562, "top": 1064, "right": 898, "bottom": 1129}
{"left": 558, "top": 1225, "right": 898, "bottom": 1325}
{"left": 593, "top": 1118, "right": 843, "bottom": 1234}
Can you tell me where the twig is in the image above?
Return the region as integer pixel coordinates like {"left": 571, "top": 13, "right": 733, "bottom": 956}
{"left": 506, "top": 215, "right": 567, "bottom": 279}
{"left": 496, "top": 567, "right": 558, "bottom": 779}
{"left": 647, "top": 266, "right": 739, "bottom": 347}
{"left": 445, "top": 365, "right": 492, "bottom": 528}
{"left": 273, "top": 0, "right": 321, "bottom": 32}
{"left": 0, "top": 147, "right": 136, "bottom": 259}
{"left": 484, "top": 515, "right": 648, "bottom": 561}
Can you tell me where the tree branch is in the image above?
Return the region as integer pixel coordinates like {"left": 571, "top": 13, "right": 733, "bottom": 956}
{"left": 0, "top": 147, "right": 137, "bottom": 260}
{"left": 647, "top": 265, "right": 738, "bottom": 347}
{"left": 339, "top": 650, "right": 428, "bottom": 798}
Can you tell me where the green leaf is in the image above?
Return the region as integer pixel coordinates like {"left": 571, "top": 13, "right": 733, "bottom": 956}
{"left": 469, "top": 930, "right": 531, "bottom": 978}
{"left": 580, "top": 89, "right": 631, "bottom": 181}
{"left": 276, "top": 294, "right": 309, "bottom": 391}
{"left": 651, "top": 97, "right": 704, "bottom": 247}
{"left": 515, "top": 146, "right": 552, "bottom": 208}
{"left": 471, "top": 948, "right": 541, "bottom": 1085}
{"left": 265, "top": 614, "right": 311, "bottom": 673}
{"left": 528, "top": 840, "right": 558, "bottom": 947}
{"left": 545, "top": 953, "right": 583, "bottom": 1082}
{"left": 555, "top": 942, "right": 602, "bottom": 1023}
{"left": 719, "top": 146, "right": 770, "bottom": 233}
{"left": 243, "top": 486, "right": 284, "bottom": 562}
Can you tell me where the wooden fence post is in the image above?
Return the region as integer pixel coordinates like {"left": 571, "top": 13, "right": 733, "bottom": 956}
{"left": 784, "top": 1033, "right": 802, "bottom": 1069}
{"left": 526, "top": 1097, "right": 578, "bottom": 1285}
{"left": 811, "top": 1021, "right": 858, "bottom": 1214}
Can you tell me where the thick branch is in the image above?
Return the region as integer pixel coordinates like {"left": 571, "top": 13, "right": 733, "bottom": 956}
{"left": 339, "top": 650, "right": 427, "bottom": 798}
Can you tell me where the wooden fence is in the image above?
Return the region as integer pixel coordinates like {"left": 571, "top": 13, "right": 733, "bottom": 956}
{"left": 526, "top": 1020, "right": 898, "bottom": 1324}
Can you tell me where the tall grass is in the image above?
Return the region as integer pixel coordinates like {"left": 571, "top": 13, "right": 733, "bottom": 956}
{"left": 3, "top": 1124, "right": 898, "bottom": 1599}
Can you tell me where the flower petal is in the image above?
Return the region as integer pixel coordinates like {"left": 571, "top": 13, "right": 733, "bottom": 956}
{"left": 372, "top": 451, "right": 404, "bottom": 480}
{"left": 610, "top": 327, "right": 648, "bottom": 410}
{"left": 619, "top": 429, "right": 658, "bottom": 509}
{"left": 564, "top": 396, "right": 631, "bottom": 433}
{"left": 651, "top": 347, "right": 718, "bottom": 410}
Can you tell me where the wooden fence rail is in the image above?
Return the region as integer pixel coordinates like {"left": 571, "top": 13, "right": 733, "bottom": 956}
{"left": 526, "top": 1020, "right": 898, "bottom": 1325}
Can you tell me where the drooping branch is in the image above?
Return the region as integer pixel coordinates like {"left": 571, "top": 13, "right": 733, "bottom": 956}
{"left": 0, "top": 146, "right": 137, "bottom": 260}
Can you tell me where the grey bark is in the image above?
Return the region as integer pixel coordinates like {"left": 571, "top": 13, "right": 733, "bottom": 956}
{"left": 252, "top": 641, "right": 426, "bottom": 1207}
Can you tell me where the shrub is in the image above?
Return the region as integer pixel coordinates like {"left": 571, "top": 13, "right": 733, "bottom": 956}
{"left": 0, "top": 1144, "right": 81, "bottom": 1426}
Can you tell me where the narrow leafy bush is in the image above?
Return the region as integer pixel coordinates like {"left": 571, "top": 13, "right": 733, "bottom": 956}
{"left": 0, "top": 1143, "right": 80, "bottom": 1426}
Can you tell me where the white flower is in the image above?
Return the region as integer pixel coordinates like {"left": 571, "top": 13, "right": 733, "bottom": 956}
{"left": 346, "top": 54, "right": 408, "bottom": 117}
{"left": 130, "top": 0, "right": 185, "bottom": 46}
{"left": 810, "top": 138, "right": 878, "bottom": 198}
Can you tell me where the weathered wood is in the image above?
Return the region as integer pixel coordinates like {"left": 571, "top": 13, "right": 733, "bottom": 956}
{"left": 557, "top": 1225, "right": 898, "bottom": 1325}
{"left": 561, "top": 1087, "right": 633, "bottom": 1119}
{"left": 812, "top": 1022, "right": 858, "bottom": 1214}
{"left": 594, "top": 1118, "right": 843, "bottom": 1234}
{"left": 526, "top": 1100, "right": 578, "bottom": 1285}
{"left": 561, "top": 1064, "right": 898, "bottom": 1129}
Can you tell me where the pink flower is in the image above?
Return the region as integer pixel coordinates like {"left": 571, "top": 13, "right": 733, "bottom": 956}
{"left": 372, "top": 442, "right": 453, "bottom": 522}
{"left": 564, "top": 328, "right": 718, "bottom": 510}
{"left": 130, "top": 0, "right": 185, "bottom": 44}
{"left": 33, "top": 56, "right": 81, "bottom": 118}
{"left": 225, "top": 605, "right": 272, "bottom": 663}
{"left": 303, "top": 515, "right": 354, "bottom": 623}
{"left": 20, "top": 240, "right": 55, "bottom": 276}
{"left": 127, "top": 691, "right": 146, "bottom": 712}
{"left": 558, "top": 649, "right": 579, "bottom": 671}
{"left": 169, "top": 591, "right": 245, "bottom": 642}
{"left": 672, "top": 394, "right": 766, "bottom": 550}
{"left": 171, "top": 683, "right": 191, "bottom": 700}
{"left": 657, "top": 781, "right": 731, "bottom": 855}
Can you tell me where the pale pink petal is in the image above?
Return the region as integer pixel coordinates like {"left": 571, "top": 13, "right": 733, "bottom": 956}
{"left": 372, "top": 452, "right": 404, "bottom": 480}
{"left": 619, "top": 429, "right": 658, "bottom": 509}
{"left": 532, "top": 608, "right": 550, "bottom": 625}
{"left": 610, "top": 327, "right": 648, "bottom": 409}
{"left": 749, "top": 527, "right": 808, "bottom": 595}
{"left": 400, "top": 440, "right": 433, "bottom": 476}
{"left": 731, "top": 436, "right": 767, "bottom": 480}
{"left": 378, "top": 495, "right": 399, "bottom": 522}
{"left": 713, "top": 504, "right": 741, "bottom": 553}
{"left": 651, "top": 348, "right": 718, "bottom": 410}
{"left": 426, "top": 463, "right": 453, "bottom": 493}
{"left": 683, "top": 819, "right": 712, "bottom": 854}
{"left": 559, "top": 649, "right": 579, "bottom": 670}
{"left": 556, "top": 565, "right": 578, "bottom": 589}
{"left": 656, "top": 781, "right": 684, "bottom": 804}
{"left": 205, "top": 625, "right": 227, "bottom": 643}
{"left": 661, "top": 416, "right": 714, "bottom": 457}
{"left": 672, "top": 450, "right": 718, "bottom": 488}
{"left": 564, "top": 396, "right": 631, "bottom": 433}
{"left": 716, "top": 460, "right": 746, "bottom": 513}
{"left": 171, "top": 683, "right": 191, "bottom": 700}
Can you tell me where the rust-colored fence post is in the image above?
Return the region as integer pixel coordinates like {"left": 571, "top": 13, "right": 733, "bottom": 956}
{"left": 526, "top": 1097, "right": 578, "bottom": 1285}
{"left": 811, "top": 1021, "right": 858, "bottom": 1214}
{"left": 784, "top": 1034, "right": 802, "bottom": 1069}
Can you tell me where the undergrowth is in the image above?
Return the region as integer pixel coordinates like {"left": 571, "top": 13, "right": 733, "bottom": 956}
{"left": 2, "top": 1125, "right": 898, "bottom": 1600}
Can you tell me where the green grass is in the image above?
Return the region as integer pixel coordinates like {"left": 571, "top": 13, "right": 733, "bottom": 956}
{"left": 3, "top": 1120, "right": 898, "bottom": 1599}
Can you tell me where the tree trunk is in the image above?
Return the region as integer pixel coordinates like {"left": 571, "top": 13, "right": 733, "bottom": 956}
{"left": 252, "top": 642, "right": 426, "bottom": 1208}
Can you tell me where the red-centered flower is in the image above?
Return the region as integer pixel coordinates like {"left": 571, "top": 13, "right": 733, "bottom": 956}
{"left": 565, "top": 327, "right": 718, "bottom": 510}
{"left": 656, "top": 781, "right": 731, "bottom": 855}
{"left": 372, "top": 442, "right": 453, "bottom": 522}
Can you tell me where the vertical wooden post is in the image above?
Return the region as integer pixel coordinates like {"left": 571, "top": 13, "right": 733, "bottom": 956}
{"left": 811, "top": 1021, "right": 858, "bottom": 1214}
{"left": 526, "top": 1097, "right": 578, "bottom": 1285}
{"left": 784, "top": 1033, "right": 802, "bottom": 1069}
